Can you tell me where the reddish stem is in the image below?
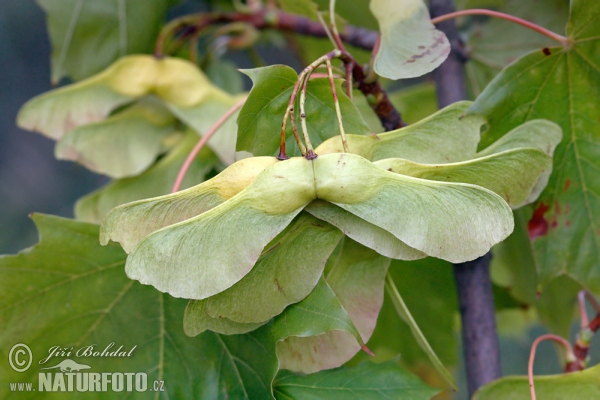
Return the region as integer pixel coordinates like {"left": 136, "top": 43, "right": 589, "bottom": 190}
{"left": 579, "top": 290, "right": 590, "bottom": 329}
{"left": 280, "top": 77, "right": 307, "bottom": 158}
{"left": 584, "top": 290, "right": 600, "bottom": 314}
{"left": 344, "top": 63, "right": 353, "bottom": 98}
{"left": 528, "top": 334, "right": 575, "bottom": 400}
{"left": 171, "top": 98, "right": 246, "bottom": 193}
{"left": 431, "top": 9, "right": 568, "bottom": 45}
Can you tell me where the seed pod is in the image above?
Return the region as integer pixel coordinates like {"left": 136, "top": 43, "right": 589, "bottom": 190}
{"left": 100, "top": 156, "right": 279, "bottom": 253}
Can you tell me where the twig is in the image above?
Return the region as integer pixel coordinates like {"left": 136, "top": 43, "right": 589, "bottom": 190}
{"left": 171, "top": 98, "right": 247, "bottom": 193}
{"left": 155, "top": 10, "right": 405, "bottom": 130}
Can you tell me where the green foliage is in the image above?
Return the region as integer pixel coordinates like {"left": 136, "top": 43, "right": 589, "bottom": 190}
{"left": 0, "top": 215, "right": 279, "bottom": 399}
{"left": 473, "top": 364, "right": 600, "bottom": 399}
{"left": 354, "top": 83, "right": 439, "bottom": 132}
{"left": 236, "top": 65, "right": 370, "bottom": 156}
{"left": 491, "top": 209, "right": 539, "bottom": 304}
{"left": 39, "top": 0, "right": 177, "bottom": 83}
{"left": 385, "top": 273, "right": 457, "bottom": 389}
{"left": 468, "top": 0, "right": 600, "bottom": 296}
{"left": 274, "top": 360, "right": 440, "bottom": 399}
{"left": 464, "top": 0, "right": 569, "bottom": 96}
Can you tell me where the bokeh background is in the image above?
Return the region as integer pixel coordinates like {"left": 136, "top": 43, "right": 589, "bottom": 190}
{"left": 0, "top": 1, "right": 104, "bottom": 254}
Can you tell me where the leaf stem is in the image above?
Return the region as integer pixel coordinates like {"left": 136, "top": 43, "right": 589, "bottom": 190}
{"left": 171, "top": 97, "right": 247, "bottom": 193}
{"left": 431, "top": 9, "right": 568, "bottom": 45}
{"left": 280, "top": 50, "right": 342, "bottom": 159}
{"left": 572, "top": 290, "right": 600, "bottom": 372}
{"left": 325, "top": 58, "right": 349, "bottom": 153}
{"left": 344, "top": 62, "right": 353, "bottom": 98}
{"left": 579, "top": 290, "right": 591, "bottom": 329}
{"left": 582, "top": 290, "right": 600, "bottom": 314}
{"left": 328, "top": 0, "right": 347, "bottom": 53}
{"left": 280, "top": 75, "right": 307, "bottom": 159}
{"left": 384, "top": 272, "right": 457, "bottom": 390}
{"left": 299, "top": 73, "right": 316, "bottom": 159}
{"left": 528, "top": 334, "right": 576, "bottom": 400}
{"left": 317, "top": 12, "right": 336, "bottom": 47}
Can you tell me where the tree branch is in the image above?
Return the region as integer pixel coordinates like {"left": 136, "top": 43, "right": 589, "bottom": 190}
{"left": 158, "top": 10, "right": 404, "bottom": 130}
{"left": 429, "top": 0, "right": 502, "bottom": 397}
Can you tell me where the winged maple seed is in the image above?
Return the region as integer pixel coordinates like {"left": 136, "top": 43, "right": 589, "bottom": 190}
{"left": 17, "top": 55, "right": 241, "bottom": 179}
{"left": 101, "top": 151, "right": 514, "bottom": 301}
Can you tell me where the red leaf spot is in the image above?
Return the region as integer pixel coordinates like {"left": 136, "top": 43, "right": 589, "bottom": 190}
{"left": 563, "top": 179, "right": 571, "bottom": 192}
{"left": 542, "top": 47, "right": 551, "bottom": 56}
{"left": 551, "top": 219, "right": 558, "bottom": 228}
{"left": 555, "top": 201, "right": 562, "bottom": 215}
{"left": 528, "top": 202, "right": 550, "bottom": 240}
{"left": 566, "top": 221, "right": 571, "bottom": 228}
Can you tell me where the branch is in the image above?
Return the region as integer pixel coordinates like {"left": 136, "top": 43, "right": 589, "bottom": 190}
{"left": 157, "top": 9, "right": 405, "bottom": 131}
{"left": 452, "top": 253, "right": 502, "bottom": 396}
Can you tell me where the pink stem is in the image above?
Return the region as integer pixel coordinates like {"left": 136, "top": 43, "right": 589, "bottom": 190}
{"left": 528, "top": 334, "right": 574, "bottom": 400}
{"left": 431, "top": 9, "right": 568, "bottom": 45}
{"left": 585, "top": 291, "right": 600, "bottom": 314}
{"left": 579, "top": 291, "right": 590, "bottom": 330}
{"left": 171, "top": 98, "right": 247, "bottom": 193}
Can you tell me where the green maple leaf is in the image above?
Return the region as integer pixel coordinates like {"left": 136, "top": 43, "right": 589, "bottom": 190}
{"left": 468, "top": 0, "right": 600, "bottom": 295}
{"left": 0, "top": 215, "right": 278, "bottom": 399}
{"left": 274, "top": 360, "right": 440, "bottom": 400}
{"left": 473, "top": 363, "right": 600, "bottom": 400}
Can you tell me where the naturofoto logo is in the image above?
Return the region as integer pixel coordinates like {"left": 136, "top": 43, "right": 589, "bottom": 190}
{"left": 7, "top": 343, "right": 165, "bottom": 394}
